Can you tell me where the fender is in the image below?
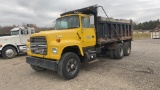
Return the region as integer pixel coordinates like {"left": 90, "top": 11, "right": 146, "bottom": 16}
{"left": 0, "top": 44, "right": 19, "bottom": 53}
{"left": 50, "top": 40, "right": 84, "bottom": 58}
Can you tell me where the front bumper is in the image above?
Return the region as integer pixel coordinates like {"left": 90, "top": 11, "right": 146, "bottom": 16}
{"left": 19, "top": 46, "right": 28, "bottom": 53}
{"left": 26, "top": 56, "right": 58, "bottom": 71}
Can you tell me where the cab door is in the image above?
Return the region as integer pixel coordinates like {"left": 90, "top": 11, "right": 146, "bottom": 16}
{"left": 81, "top": 16, "right": 96, "bottom": 47}
{"left": 19, "top": 29, "right": 29, "bottom": 44}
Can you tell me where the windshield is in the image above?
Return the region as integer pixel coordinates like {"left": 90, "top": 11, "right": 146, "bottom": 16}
{"left": 11, "top": 30, "right": 19, "bottom": 35}
{"left": 55, "top": 15, "right": 79, "bottom": 30}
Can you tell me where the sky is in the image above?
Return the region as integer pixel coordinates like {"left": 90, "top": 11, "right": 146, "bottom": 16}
{"left": 0, "top": 0, "right": 160, "bottom": 27}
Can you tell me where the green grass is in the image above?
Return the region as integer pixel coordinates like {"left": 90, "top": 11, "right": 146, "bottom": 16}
{"left": 133, "top": 32, "right": 150, "bottom": 39}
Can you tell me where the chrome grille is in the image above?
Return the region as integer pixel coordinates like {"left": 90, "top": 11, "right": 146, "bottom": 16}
{"left": 30, "top": 36, "right": 47, "bottom": 55}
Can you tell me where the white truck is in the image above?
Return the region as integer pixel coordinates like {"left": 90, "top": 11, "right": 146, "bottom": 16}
{"left": 0, "top": 24, "right": 35, "bottom": 59}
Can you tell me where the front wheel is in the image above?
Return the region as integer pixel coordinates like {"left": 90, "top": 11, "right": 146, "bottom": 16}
{"left": 58, "top": 52, "right": 80, "bottom": 80}
{"left": 2, "top": 46, "right": 17, "bottom": 59}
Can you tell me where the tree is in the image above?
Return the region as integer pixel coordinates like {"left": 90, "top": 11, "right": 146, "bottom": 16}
{"left": 134, "top": 19, "right": 160, "bottom": 30}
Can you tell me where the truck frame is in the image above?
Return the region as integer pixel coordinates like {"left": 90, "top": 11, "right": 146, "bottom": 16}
{"left": 26, "top": 5, "right": 133, "bottom": 79}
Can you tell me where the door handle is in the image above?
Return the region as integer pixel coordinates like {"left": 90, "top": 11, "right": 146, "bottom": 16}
{"left": 77, "top": 33, "right": 81, "bottom": 39}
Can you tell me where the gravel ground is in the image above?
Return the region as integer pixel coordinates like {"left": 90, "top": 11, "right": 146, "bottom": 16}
{"left": 0, "top": 39, "right": 160, "bottom": 90}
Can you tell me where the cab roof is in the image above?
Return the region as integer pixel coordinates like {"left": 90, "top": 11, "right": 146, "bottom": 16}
{"left": 10, "top": 27, "right": 25, "bottom": 31}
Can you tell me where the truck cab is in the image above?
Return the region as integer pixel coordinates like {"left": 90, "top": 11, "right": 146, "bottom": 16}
{"left": 0, "top": 24, "right": 35, "bottom": 59}
{"left": 55, "top": 14, "right": 96, "bottom": 48}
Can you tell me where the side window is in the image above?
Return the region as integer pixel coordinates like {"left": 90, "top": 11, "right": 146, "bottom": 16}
{"left": 26, "top": 30, "right": 29, "bottom": 34}
{"left": 21, "top": 29, "right": 28, "bottom": 35}
{"left": 21, "top": 30, "right": 24, "bottom": 34}
{"left": 82, "top": 17, "right": 90, "bottom": 28}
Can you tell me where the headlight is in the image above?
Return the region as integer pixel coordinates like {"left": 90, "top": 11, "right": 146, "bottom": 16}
{"left": 52, "top": 48, "right": 58, "bottom": 54}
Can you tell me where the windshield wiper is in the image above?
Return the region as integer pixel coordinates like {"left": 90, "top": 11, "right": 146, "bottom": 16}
{"left": 68, "top": 26, "right": 79, "bottom": 29}
{"left": 57, "top": 28, "right": 67, "bottom": 30}
{"left": 56, "top": 26, "right": 79, "bottom": 30}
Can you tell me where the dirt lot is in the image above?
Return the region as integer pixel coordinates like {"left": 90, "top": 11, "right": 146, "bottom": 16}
{"left": 0, "top": 39, "right": 160, "bottom": 90}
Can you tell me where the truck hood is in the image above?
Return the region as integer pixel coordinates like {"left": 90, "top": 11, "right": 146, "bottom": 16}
{"left": 31, "top": 30, "right": 69, "bottom": 36}
{"left": 0, "top": 35, "right": 19, "bottom": 44}
{"left": 31, "top": 28, "right": 81, "bottom": 43}
{"left": 30, "top": 29, "right": 80, "bottom": 40}
{"left": 0, "top": 35, "right": 18, "bottom": 39}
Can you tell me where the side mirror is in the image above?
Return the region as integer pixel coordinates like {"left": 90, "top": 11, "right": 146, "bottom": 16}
{"left": 52, "top": 21, "right": 56, "bottom": 30}
{"left": 90, "top": 15, "right": 94, "bottom": 26}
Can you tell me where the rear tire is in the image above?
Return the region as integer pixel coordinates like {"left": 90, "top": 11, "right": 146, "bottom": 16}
{"left": 2, "top": 46, "right": 17, "bottom": 59}
{"left": 58, "top": 52, "right": 80, "bottom": 80}
{"left": 123, "top": 42, "right": 131, "bottom": 56}
{"left": 114, "top": 43, "right": 124, "bottom": 59}
{"left": 30, "top": 65, "right": 46, "bottom": 71}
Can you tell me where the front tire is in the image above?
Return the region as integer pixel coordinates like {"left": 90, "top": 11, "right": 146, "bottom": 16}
{"left": 58, "top": 52, "right": 80, "bottom": 80}
{"left": 2, "top": 46, "right": 17, "bottom": 59}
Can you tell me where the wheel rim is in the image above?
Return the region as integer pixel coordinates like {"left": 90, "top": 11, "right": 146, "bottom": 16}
{"left": 66, "top": 58, "right": 77, "bottom": 74}
{"left": 120, "top": 48, "right": 124, "bottom": 56}
{"left": 127, "top": 47, "right": 131, "bottom": 54}
{"left": 5, "top": 49, "right": 15, "bottom": 58}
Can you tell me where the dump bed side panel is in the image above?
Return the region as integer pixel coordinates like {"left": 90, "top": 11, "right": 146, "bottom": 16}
{"left": 97, "top": 17, "right": 133, "bottom": 44}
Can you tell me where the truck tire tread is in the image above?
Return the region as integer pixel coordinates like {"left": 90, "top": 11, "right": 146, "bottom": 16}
{"left": 58, "top": 52, "right": 80, "bottom": 80}
{"left": 114, "top": 43, "right": 124, "bottom": 59}
{"left": 123, "top": 42, "right": 131, "bottom": 56}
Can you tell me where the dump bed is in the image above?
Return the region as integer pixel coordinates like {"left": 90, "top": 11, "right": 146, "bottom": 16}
{"left": 97, "top": 16, "right": 133, "bottom": 44}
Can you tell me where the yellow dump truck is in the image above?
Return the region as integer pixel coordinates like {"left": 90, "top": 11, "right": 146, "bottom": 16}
{"left": 26, "top": 5, "right": 133, "bottom": 79}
